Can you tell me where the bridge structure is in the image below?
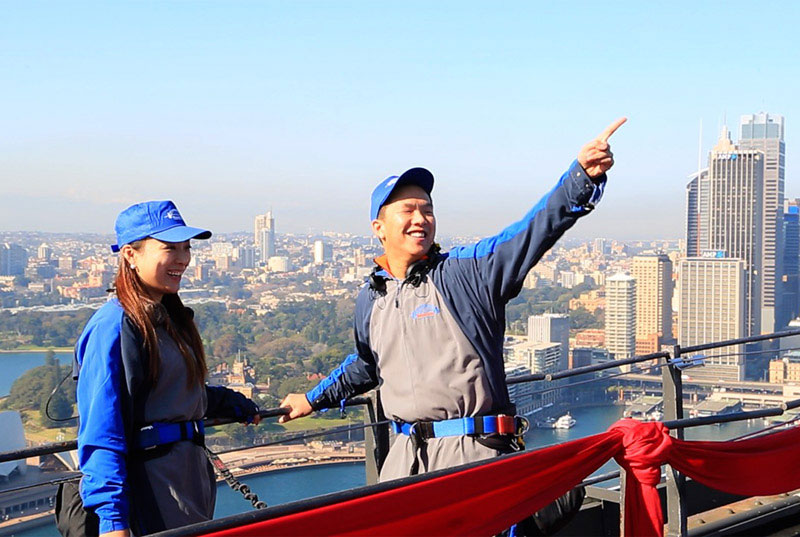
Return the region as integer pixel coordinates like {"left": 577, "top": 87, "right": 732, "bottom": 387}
{"left": 3, "top": 329, "right": 800, "bottom": 536}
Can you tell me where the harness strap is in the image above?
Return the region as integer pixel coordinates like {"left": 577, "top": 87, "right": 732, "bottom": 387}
{"left": 392, "top": 415, "right": 526, "bottom": 441}
{"left": 135, "top": 420, "right": 205, "bottom": 451}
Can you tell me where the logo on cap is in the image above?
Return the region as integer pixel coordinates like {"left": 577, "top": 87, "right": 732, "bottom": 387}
{"left": 165, "top": 209, "right": 182, "bottom": 220}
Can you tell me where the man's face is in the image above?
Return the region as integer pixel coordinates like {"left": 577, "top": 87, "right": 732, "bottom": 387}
{"left": 372, "top": 184, "right": 436, "bottom": 263}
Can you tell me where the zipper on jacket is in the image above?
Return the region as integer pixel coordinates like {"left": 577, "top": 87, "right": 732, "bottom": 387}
{"left": 394, "top": 280, "right": 404, "bottom": 308}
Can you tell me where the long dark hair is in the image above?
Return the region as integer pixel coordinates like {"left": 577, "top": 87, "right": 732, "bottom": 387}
{"left": 114, "top": 240, "right": 208, "bottom": 387}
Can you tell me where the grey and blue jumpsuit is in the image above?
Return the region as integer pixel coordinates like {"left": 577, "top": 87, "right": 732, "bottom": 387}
{"left": 74, "top": 299, "right": 257, "bottom": 535}
{"left": 307, "top": 160, "right": 605, "bottom": 481}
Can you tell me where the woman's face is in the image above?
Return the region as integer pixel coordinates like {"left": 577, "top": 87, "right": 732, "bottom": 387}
{"left": 123, "top": 238, "right": 191, "bottom": 302}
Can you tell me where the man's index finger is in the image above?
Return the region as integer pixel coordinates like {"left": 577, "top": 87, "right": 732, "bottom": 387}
{"left": 598, "top": 117, "right": 627, "bottom": 142}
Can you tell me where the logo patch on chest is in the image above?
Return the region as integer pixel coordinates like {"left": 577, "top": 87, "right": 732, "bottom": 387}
{"left": 411, "top": 303, "right": 440, "bottom": 320}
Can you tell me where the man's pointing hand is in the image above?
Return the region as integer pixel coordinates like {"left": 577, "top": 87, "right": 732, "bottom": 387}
{"left": 578, "top": 117, "right": 627, "bottom": 179}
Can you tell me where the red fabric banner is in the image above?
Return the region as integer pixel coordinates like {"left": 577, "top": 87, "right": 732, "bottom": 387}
{"left": 611, "top": 419, "right": 800, "bottom": 537}
{"left": 201, "top": 433, "right": 618, "bottom": 536}
{"left": 198, "top": 419, "right": 800, "bottom": 537}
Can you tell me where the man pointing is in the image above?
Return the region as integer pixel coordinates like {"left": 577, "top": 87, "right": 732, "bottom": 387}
{"left": 281, "top": 119, "right": 626, "bottom": 483}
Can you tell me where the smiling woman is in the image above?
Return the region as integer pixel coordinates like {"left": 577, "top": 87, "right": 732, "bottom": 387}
{"left": 57, "top": 201, "right": 261, "bottom": 537}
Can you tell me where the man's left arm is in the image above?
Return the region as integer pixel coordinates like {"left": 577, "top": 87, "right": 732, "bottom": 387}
{"left": 447, "top": 118, "right": 625, "bottom": 304}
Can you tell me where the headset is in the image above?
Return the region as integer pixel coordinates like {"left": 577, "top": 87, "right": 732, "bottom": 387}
{"left": 368, "top": 244, "right": 441, "bottom": 293}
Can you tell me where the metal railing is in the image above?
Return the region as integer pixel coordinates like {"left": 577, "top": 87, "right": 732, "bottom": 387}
{"left": 2, "top": 329, "right": 800, "bottom": 535}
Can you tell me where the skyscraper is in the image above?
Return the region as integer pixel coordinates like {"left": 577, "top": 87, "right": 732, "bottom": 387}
{"left": 780, "top": 201, "right": 800, "bottom": 328}
{"left": 685, "top": 168, "right": 709, "bottom": 257}
{"left": 254, "top": 211, "right": 275, "bottom": 256}
{"left": 739, "top": 113, "right": 785, "bottom": 333}
{"left": 706, "top": 126, "right": 764, "bottom": 336}
{"left": 632, "top": 253, "right": 673, "bottom": 353}
{"left": 605, "top": 273, "right": 636, "bottom": 368}
{"left": 313, "top": 240, "right": 333, "bottom": 264}
{"left": 0, "top": 244, "right": 28, "bottom": 276}
{"left": 678, "top": 255, "right": 746, "bottom": 382}
{"left": 527, "top": 313, "right": 569, "bottom": 371}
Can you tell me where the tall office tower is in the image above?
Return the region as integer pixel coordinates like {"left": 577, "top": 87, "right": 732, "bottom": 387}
{"left": 706, "top": 126, "right": 764, "bottom": 336}
{"left": 605, "top": 273, "right": 636, "bottom": 367}
{"left": 259, "top": 229, "right": 275, "bottom": 263}
{"left": 780, "top": 202, "right": 800, "bottom": 328}
{"left": 592, "top": 238, "right": 608, "bottom": 255}
{"left": 0, "top": 244, "right": 28, "bottom": 276}
{"left": 254, "top": 211, "right": 275, "bottom": 254}
{"left": 313, "top": 240, "right": 333, "bottom": 264}
{"left": 235, "top": 246, "right": 256, "bottom": 269}
{"left": 37, "top": 243, "right": 52, "bottom": 261}
{"left": 527, "top": 313, "right": 569, "bottom": 370}
{"left": 739, "top": 113, "right": 785, "bottom": 333}
{"left": 685, "top": 169, "right": 709, "bottom": 257}
{"left": 632, "top": 253, "right": 673, "bottom": 353}
{"left": 678, "top": 255, "right": 746, "bottom": 382}
{"left": 353, "top": 248, "right": 366, "bottom": 268}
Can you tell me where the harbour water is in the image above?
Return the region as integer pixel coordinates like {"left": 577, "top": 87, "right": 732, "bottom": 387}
{"left": 0, "top": 352, "right": 73, "bottom": 398}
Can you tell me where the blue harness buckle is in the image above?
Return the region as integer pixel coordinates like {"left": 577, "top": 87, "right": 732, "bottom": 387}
{"left": 392, "top": 415, "right": 528, "bottom": 444}
{"left": 135, "top": 420, "right": 205, "bottom": 451}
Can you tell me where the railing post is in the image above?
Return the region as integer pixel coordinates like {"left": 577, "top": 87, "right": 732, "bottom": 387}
{"left": 363, "top": 390, "right": 389, "bottom": 485}
{"left": 662, "top": 345, "right": 687, "bottom": 537}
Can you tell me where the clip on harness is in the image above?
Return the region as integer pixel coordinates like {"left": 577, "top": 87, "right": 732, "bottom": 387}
{"left": 134, "top": 420, "right": 267, "bottom": 510}
{"left": 392, "top": 414, "right": 529, "bottom": 449}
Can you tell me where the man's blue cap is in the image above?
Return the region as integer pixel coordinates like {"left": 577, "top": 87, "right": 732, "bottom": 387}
{"left": 111, "top": 200, "right": 212, "bottom": 252}
{"left": 370, "top": 167, "right": 434, "bottom": 221}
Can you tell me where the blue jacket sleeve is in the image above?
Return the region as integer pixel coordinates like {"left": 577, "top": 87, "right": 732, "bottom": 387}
{"left": 446, "top": 160, "right": 604, "bottom": 305}
{"left": 306, "top": 288, "right": 378, "bottom": 410}
{"left": 75, "top": 308, "right": 130, "bottom": 534}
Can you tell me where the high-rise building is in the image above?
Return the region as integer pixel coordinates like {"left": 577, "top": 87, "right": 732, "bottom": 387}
{"left": 780, "top": 202, "right": 800, "bottom": 328}
{"left": 706, "top": 126, "right": 764, "bottom": 336}
{"left": 527, "top": 313, "right": 569, "bottom": 371}
{"left": 739, "top": 113, "right": 785, "bottom": 333}
{"left": 605, "top": 273, "right": 636, "bottom": 367}
{"left": 0, "top": 244, "right": 28, "bottom": 276}
{"left": 313, "top": 240, "right": 333, "bottom": 264}
{"left": 631, "top": 254, "right": 673, "bottom": 353}
{"left": 678, "top": 255, "right": 746, "bottom": 382}
{"left": 254, "top": 211, "right": 275, "bottom": 257}
{"left": 37, "top": 243, "right": 52, "bottom": 261}
{"left": 259, "top": 228, "right": 275, "bottom": 264}
{"left": 685, "top": 169, "right": 709, "bottom": 257}
{"left": 235, "top": 246, "right": 257, "bottom": 269}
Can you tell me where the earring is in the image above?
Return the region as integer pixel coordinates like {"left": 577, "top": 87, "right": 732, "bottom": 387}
{"left": 130, "top": 264, "right": 136, "bottom": 270}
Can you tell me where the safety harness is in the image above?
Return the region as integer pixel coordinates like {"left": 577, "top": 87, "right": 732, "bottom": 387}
{"left": 392, "top": 414, "right": 529, "bottom": 449}
{"left": 136, "top": 420, "right": 205, "bottom": 451}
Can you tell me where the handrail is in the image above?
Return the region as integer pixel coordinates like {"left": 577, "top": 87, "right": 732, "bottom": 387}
{"left": 506, "top": 351, "right": 669, "bottom": 385}
{"left": 680, "top": 328, "right": 800, "bottom": 354}
{"left": 0, "top": 396, "right": 371, "bottom": 464}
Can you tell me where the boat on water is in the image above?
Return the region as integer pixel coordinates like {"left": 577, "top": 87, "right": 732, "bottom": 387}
{"left": 553, "top": 413, "right": 576, "bottom": 429}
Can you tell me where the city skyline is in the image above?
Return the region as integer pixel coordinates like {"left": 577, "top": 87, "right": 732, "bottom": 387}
{"left": 2, "top": 2, "right": 800, "bottom": 239}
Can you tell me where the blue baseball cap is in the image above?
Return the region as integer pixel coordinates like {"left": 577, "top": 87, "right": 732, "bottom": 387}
{"left": 370, "top": 167, "right": 434, "bottom": 221}
{"left": 111, "top": 200, "right": 212, "bottom": 253}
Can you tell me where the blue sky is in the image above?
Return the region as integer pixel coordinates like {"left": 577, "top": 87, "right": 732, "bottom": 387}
{"left": 2, "top": 1, "right": 799, "bottom": 239}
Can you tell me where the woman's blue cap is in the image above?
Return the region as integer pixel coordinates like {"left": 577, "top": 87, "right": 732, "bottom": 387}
{"left": 370, "top": 167, "right": 434, "bottom": 221}
{"left": 111, "top": 200, "right": 212, "bottom": 252}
